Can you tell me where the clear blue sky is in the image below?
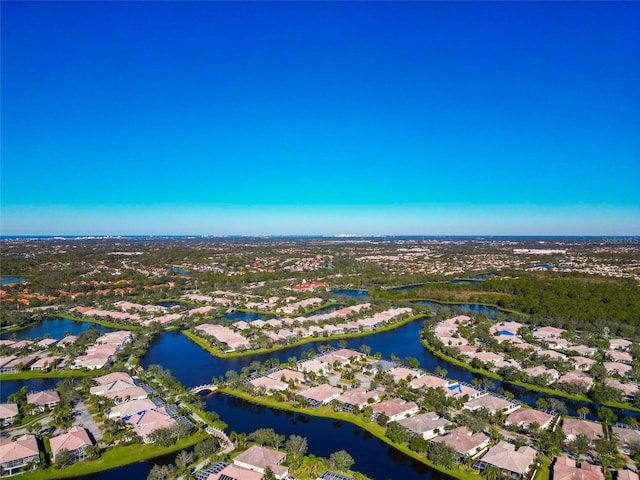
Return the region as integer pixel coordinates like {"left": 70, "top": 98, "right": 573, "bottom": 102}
{"left": 2, "top": 1, "right": 639, "bottom": 235}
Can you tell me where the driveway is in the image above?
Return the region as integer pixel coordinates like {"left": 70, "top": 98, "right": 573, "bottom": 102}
{"left": 73, "top": 400, "right": 102, "bottom": 441}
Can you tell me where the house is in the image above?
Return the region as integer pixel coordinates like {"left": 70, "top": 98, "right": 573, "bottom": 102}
{"left": 563, "top": 419, "right": 604, "bottom": 442}
{"left": 612, "top": 425, "right": 640, "bottom": 455}
{"left": 444, "top": 383, "right": 482, "bottom": 400}
{"left": 90, "top": 378, "right": 148, "bottom": 403}
{"left": 474, "top": 441, "right": 537, "bottom": 480}
{"left": 0, "top": 435, "right": 40, "bottom": 475}
{"left": 553, "top": 456, "right": 603, "bottom": 480}
{"left": 397, "top": 413, "right": 452, "bottom": 439}
{"left": 30, "top": 356, "right": 61, "bottom": 371}
{"left": 298, "top": 384, "right": 342, "bottom": 408}
{"left": 432, "top": 426, "right": 490, "bottom": 458}
{"left": 463, "top": 395, "right": 520, "bottom": 415}
{"left": 233, "top": 445, "right": 288, "bottom": 479}
{"left": 0, "top": 403, "right": 19, "bottom": 425}
{"left": 607, "top": 350, "right": 633, "bottom": 364}
{"left": 49, "top": 426, "right": 93, "bottom": 463}
{"left": 126, "top": 407, "right": 178, "bottom": 443}
{"left": 268, "top": 369, "right": 305, "bottom": 385}
{"left": 523, "top": 366, "right": 559, "bottom": 384}
{"left": 609, "top": 339, "right": 632, "bottom": 351}
{"left": 298, "top": 360, "right": 330, "bottom": 375}
{"left": 505, "top": 408, "right": 555, "bottom": 430}
{"left": 569, "top": 357, "right": 596, "bottom": 371}
{"left": 617, "top": 471, "right": 639, "bottom": 480}
{"left": 335, "top": 388, "right": 383, "bottom": 412}
{"left": 372, "top": 398, "right": 419, "bottom": 423}
{"left": 604, "top": 362, "right": 632, "bottom": 376}
{"left": 26, "top": 390, "right": 60, "bottom": 412}
{"left": 107, "top": 398, "right": 157, "bottom": 419}
{"left": 387, "top": 367, "right": 423, "bottom": 383}
{"left": 409, "top": 375, "right": 450, "bottom": 390}
{"left": 532, "top": 326, "right": 566, "bottom": 340}
{"left": 249, "top": 377, "right": 288, "bottom": 393}
{"left": 557, "top": 372, "right": 595, "bottom": 391}
{"left": 605, "top": 379, "right": 638, "bottom": 401}
{"left": 206, "top": 463, "right": 263, "bottom": 480}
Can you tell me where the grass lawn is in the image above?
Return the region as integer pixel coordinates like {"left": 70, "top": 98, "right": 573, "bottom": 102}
{"left": 0, "top": 369, "right": 104, "bottom": 381}
{"left": 17, "top": 431, "right": 209, "bottom": 479}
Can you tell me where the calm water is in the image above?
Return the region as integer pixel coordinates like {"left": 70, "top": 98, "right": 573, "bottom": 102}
{"left": 1, "top": 378, "right": 68, "bottom": 401}
{"left": 139, "top": 320, "right": 640, "bottom": 422}
{"left": 0, "top": 276, "right": 26, "bottom": 284}
{"left": 331, "top": 289, "right": 369, "bottom": 297}
{"left": 205, "top": 393, "right": 445, "bottom": 480}
{"left": 3, "top": 317, "right": 114, "bottom": 341}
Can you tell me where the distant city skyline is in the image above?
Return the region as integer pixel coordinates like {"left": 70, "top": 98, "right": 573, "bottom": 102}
{"left": 2, "top": 2, "right": 639, "bottom": 235}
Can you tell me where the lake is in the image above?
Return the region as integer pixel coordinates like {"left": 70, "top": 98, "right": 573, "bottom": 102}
{"left": 3, "top": 317, "right": 114, "bottom": 341}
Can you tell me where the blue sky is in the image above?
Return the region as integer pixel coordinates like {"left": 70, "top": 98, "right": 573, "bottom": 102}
{"left": 2, "top": 1, "right": 639, "bottom": 235}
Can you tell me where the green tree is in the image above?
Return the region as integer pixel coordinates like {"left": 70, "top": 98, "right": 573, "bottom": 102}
{"left": 329, "top": 450, "right": 355, "bottom": 472}
{"left": 285, "top": 435, "right": 308, "bottom": 458}
{"left": 567, "top": 434, "right": 591, "bottom": 462}
{"left": 427, "top": 442, "right": 458, "bottom": 469}
{"left": 55, "top": 449, "right": 74, "bottom": 467}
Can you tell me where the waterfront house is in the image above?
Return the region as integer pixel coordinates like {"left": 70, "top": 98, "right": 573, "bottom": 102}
{"left": 605, "top": 379, "right": 638, "bottom": 401}
{"left": 505, "top": 407, "right": 555, "bottom": 430}
{"left": 409, "top": 374, "right": 450, "bottom": 390}
{"left": 372, "top": 398, "right": 419, "bottom": 422}
{"left": 0, "top": 403, "right": 19, "bottom": 425}
{"left": 557, "top": 372, "right": 595, "bottom": 391}
{"left": 317, "top": 348, "right": 364, "bottom": 366}
{"left": 474, "top": 441, "right": 537, "bottom": 480}
{"left": 90, "top": 377, "right": 147, "bottom": 403}
{"left": 387, "top": 367, "right": 423, "bottom": 382}
{"left": 463, "top": 394, "right": 520, "bottom": 415}
{"left": 107, "top": 398, "right": 157, "bottom": 419}
{"left": 30, "top": 355, "right": 61, "bottom": 371}
{"left": 49, "top": 426, "right": 93, "bottom": 463}
{"left": 523, "top": 366, "right": 559, "bottom": 384}
{"left": 397, "top": 413, "right": 452, "bottom": 439}
{"left": 563, "top": 418, "right": 604, "bottom": 442}
{"left": 206, "top": 463, "right": 263, "bottom": 480}
{"left": 335, "top": 388, "right": 383, "bottom": 412}
{"left": 612, "top": 425, "right": 640, "bottom": 455}
{"left": 249, "top": 377, "right": 288, "bottom": 394}
{"left": 431, "top": 426, "right": 490, "bottom": 458}
{"left": 233, "top": 444, "right": 288, "bottom": 479}
{"left": 26, "top": 390, "right": 60, "bottom": 412}
{"left": 0, "top": 435, "right": 40, "bottom": 476}
{"left": 444, "top": 383, "right": 482, "bottom": 399}
{"left": 298, "top": 384, "right": 342, "bottom": 408}
{"left": 298, "top": 360, "right": 330, "bottom": 375}
{"left": 553, "top": 456, "right": 603, "bottom": 480}
{"left": 267, "top": 368, "right": 305, "bottom": 385}
{"left": 126, "top": 407, "right": 177, "bottom": 443}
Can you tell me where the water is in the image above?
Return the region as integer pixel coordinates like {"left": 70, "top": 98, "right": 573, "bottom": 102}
{"left": 224, "top": 311, "right": 269, "bottom": 323}
{"left": 2, "top": 317, "right": 114, "bottom": 341}
{"left": 67, "top": 447, "right": 193, "bottom": 479}
{"left": 331, "top": 289, "right": 369, "bottom": 298}
{"left": 155, "top": 301, "right": 186, "bottom": 308}
{"left": 205, "top": 393, "right": 445, "bottom": 480}
{"left": 0, "top": 276, "right": 26, "bottom": 284}
{"left": 1, "top": 378, "right": 67, "bottom": 401}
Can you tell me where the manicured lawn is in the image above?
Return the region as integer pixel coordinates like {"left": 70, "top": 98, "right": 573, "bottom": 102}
{"left": 0, "top": 369, "right": 103, "bottom": 381}
{"left": 17, "top": 431, "right": 209, "bottom": 479}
